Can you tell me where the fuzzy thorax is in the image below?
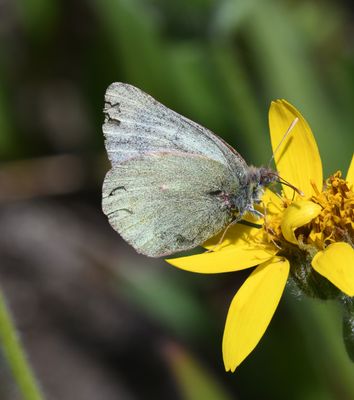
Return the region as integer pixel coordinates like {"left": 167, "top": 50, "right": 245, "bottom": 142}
{"left": 247, "top": 166, "right": 278, "bottom": 203}
{"left": 227, "top": 166, "right": 278, "bottom": 219}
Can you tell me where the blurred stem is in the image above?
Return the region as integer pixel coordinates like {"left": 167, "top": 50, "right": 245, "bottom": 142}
{"left": 288, "top": 295, "right": 354, "bottom": 398}
{"left": 0, "top": 288, "right": 44, "bottom": 400}
{"left": 342, "top": 297, "right": 354, "bottom": 362}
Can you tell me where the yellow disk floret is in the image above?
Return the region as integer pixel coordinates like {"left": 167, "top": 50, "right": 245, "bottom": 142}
{"left": 310, "top": 172, "right": 354, "bottom": 249}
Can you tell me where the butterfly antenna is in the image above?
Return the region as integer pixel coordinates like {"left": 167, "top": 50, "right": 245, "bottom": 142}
{"left": 268, "top": 117, "right": 299, "bottom": 168}
{"left": 265, "top": 170, "right": 304, "bottom": 196}
{"left": 267, "top": 172, "right": 304, "bottom": 196}
{"left": 279, "top": 176, "right": 304, "bottom": 196}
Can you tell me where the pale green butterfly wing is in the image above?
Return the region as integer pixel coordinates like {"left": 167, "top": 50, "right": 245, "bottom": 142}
{"left": 103, "top": 82, "right": 248, "bottom": 174}
{"left": 102, "top": 152, "right": 238, "bottom": 257}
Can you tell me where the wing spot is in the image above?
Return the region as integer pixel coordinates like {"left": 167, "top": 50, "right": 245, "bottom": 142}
{"left": 209, "top": 190, "right": 223, "bottom": 196}
{"left": 175, "top": 234, "right": 194, "bottom": 246}
{"left": 109, "top": 186, "right": 127, "bottom": 196}
{"left": 105, "top": 116, "right": 121, "bottom": 126}
{"left": 104, "top": 100, "right": 120, "bottom": 111}
{"left": 107, "top": 208, "right": 133, "bottom": 217}
{"left": 104, "top": 100, "right": 121, "bottom": 124}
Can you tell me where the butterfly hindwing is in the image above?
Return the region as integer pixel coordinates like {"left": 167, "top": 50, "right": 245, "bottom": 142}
{"left": 102, "top": 151, "right": 238, "bottom": 257}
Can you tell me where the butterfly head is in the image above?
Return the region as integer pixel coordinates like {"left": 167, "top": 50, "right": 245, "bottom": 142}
{"left": 246, "top": 166, "right": 278, "bottom": 204}
{"left": 247, "top": 166, "right": 303, "bottom": 205}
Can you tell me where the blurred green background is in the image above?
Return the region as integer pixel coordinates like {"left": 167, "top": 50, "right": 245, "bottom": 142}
{"left": 0, "top": 0, "right": 354, "bottom": 399}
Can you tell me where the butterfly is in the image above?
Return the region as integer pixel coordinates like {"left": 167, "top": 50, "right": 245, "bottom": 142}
{"left": 102, "top": 83, "right": 278, "bottom": 257}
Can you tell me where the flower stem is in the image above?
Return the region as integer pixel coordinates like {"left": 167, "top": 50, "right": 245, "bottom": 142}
{"left": 342, "top": 296, "right": 354, "bottom": 362}
{"left": 0, "top": 288, "right": 44, "bottom": 400}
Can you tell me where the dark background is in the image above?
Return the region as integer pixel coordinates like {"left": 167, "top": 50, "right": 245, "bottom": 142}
{"left": 1, "top": 0, "right": 354, "bottom": 399}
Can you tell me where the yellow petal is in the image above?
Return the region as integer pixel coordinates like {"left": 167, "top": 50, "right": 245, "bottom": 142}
{"left": 203, "top": 222, "right": 264, "bottom": 250}
{"left": 311, "top": 242, "right": 354, "bottom": 296}
{"left": 166, "top": 244, "right": 276, "bottom": 274}
{"left": 166, "top": 217, "right": 277, "bottom": 274}
{"left": 281, "top": 200, "right": 322, "bottom": 244}
{"left": 222, "top": 257, "right": 289, "bottom": 372}
{"left": 269, "top": 100, "right": 323, "bottom": 198}
{"left": 204, "top": 189, "right": 283, "bottom": 251}
{"left": 262, "top": 188, "right": 284, "bottom": 216}
{"left": 346, "top": 153, "right": 354, "bottom": 187}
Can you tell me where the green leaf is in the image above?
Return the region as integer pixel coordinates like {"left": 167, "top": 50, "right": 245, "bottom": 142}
{"left": 165, "top": 343, "right": 233, "bottom": 400}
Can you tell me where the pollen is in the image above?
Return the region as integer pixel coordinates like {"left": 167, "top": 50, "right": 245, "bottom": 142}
{"left": 262, "top": 172, "right": 354, "bottom": 251}
{"left": 309, "top": 172, "right": 354, "bottom": 249}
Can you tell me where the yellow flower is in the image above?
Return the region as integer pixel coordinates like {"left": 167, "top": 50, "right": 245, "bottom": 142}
{"left": 166, "top": 100, "right": 354, "bottom": 372}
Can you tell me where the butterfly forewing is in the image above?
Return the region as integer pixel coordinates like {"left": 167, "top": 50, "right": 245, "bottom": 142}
{"left": 103, "top": 83, "right": 248, "bottom": 174}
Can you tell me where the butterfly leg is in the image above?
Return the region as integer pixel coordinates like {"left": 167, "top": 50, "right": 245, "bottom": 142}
{"left": 248, "top": 207, "right": 264, "bottom": 219}
{"left": 205, "top": 218, "right": 240, "bottom": 253}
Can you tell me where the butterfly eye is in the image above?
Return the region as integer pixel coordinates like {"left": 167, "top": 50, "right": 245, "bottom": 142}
{"left": 260, "top": 173, "right": 276, "bottom": 186}
{"left": 261, "top": 176, "right": 270, "bottom": 185}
